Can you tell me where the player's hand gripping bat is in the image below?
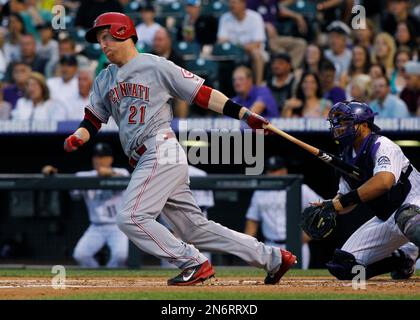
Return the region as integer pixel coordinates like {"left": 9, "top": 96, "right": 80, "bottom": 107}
{"left": 263, "top": 123, "right": 363, "bottom": 181}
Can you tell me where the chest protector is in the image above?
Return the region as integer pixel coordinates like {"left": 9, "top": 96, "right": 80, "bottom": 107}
{"left": 341, "top": 134, "right": 413, "bottom": 221}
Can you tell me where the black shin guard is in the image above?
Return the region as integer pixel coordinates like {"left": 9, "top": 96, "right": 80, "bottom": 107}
{"left": 365, "top": 253, "right": 404, "bottom": 279}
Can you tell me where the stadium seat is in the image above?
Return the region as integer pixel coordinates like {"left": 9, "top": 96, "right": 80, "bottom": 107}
{"left": 287, "top": 0, "right": 317, "bottom": 20}
{"left": 127, "top": 12, "right": 142, "bottom": 26}
{"left": 64, "top": 14, "right": 75, "bottom": 28}
{"left": 124, "top": 1, "right": 141, "bottom": 14}
{"left": 67, "top": 27, "right": 87, "bottom": 44}
{"left": 174, "top": 41, "right": 201, "bottom": 61}
{"left": 157, "top": 1, "right": 184, "bottom": 18}
{"left": 211, "top": 42, "right": 246, "bottom": 64}
{"left": 137, "top": 42, "right": 153, "bottom": 53}
{"left": 84, "top": 43, "right": 102, "bottom": 60}
{"left": 201, "top": 0, "right": 228, "bottom": 17}
{"left": 185, "top": 58, "right": 219, "bottom": 88}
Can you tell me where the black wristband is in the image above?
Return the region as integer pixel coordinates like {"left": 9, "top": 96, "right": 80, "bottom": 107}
{"left": 223, "top": 99, "right": 243, "bottom": 120}
{"left": 339, "top": 189, "right": 362, "bottom": 208}
{"left": 80, "top": 119, "right": 99, "bottom": 138}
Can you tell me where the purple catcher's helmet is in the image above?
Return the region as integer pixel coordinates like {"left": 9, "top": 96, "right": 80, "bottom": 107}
{"left": 327, "top": 101, "right": 380, "bottom": 145}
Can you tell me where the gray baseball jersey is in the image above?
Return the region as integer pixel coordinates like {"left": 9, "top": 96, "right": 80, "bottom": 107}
{"left": 91, "top": 53, "right": 284, "bottom": 274}
{"left": 86, "top": 53, "right": 204, "bottom": 157}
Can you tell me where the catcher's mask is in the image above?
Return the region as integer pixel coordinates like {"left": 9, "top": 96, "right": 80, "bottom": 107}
{"left": 327, "top": 101, "right": 380, "bottom": 147}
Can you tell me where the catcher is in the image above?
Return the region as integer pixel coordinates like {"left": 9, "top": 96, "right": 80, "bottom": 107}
{"left": 301, "top": 101, "right": 419, "bottom": 280}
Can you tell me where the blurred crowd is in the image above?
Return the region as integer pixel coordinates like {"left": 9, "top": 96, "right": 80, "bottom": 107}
{"left": 0, "top": 0, "right": 419, "bottom": 122}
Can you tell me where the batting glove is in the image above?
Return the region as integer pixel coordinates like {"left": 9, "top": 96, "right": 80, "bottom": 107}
{"left": 64, "top": 135, "right": 84, "bottom": 152}
{"left": 241, "top": 110, "right": 272, "bottom": 135}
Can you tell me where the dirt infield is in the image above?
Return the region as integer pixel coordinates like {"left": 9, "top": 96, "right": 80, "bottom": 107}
{"left": 1, "top": 276, "right": 419, "bottom": 299}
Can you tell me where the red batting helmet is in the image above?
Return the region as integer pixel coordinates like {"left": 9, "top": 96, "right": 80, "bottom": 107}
{"left": 85, "top": 12, "right": 138, "bottom": 44}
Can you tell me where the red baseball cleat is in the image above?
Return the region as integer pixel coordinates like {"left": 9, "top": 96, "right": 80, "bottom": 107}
{"left": 264, "top": 249, "right": 297, "bottom": 285}
{"left": 167, "top": 261, "right": 215, "bottom": 286}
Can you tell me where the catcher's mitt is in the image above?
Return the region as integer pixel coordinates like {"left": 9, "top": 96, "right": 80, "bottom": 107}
{"left": 301, "top": 204, "right": 337, "bottom": 240}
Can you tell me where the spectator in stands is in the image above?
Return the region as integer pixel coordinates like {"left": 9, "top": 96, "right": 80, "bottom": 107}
{"left": 348, "top": 74, "right": 373, "bottom": 103}
{"left": 4, "top": 34, "right": 47, "bottom": 82}
{"left": 63, "top": 67, "right": 94, "bottom": 121}
{"left": 317, "top": 0, "right": 347, "bottom": 31}
{"left": 152, "top": 27, "right": 184, "bottom": 68}
{"left": 177, "top": 0, "right": 218, "bottom": 47}
{"left": 340, "top": 45, "right": 371, "bottom": 88}
{"left": 282, "top": 72, "right": 331, "bottom": 118}
{"left": 319, "top": 60, "right": 346, "bottom": 105}
{"left": 47, "top": 55, "right": 79, "bottom": 111}
{"left": 36, "top": 22, "right": 58, "bottom": 61}
{"left": 75, "top": 0, "right": 124, "bottom": 30}
{"left": 370, "top": 75, "right": 410, "bottom": 117}
{"left": 45, "top": 37, "right": 90, "bottom": 78}
{"left": 11, "top": 0, "right": 52, "bottom": 40}
{"left": 353, "top": 18, "right": 375, "bottom": 52}
{"left": 3, "top": 13, "right": 26, "bottom": 63}
{"left": 301, "top": 44, "right": 324, "bottom": 75}
{"left": 231, "top": 65, "right": 278, "bottom": 118}
{"left": 248, "top": 0, "right": 307, "bottom": 69}
{"left": 0, "top": 83, "right": 12, "bottom": 119}
{"left": 135, "top": 4, "right": 162, "bottom": 47}
{"left": 371, "top": 32, "right": 396, "bottom": 77}
{"left": 324, "top": 21, "right": 352, "bottom": 81}
{"left": 390, "top": 47, "right": 412, "bottom": 95}
{"left": 12, "top": 72, "right": 66, "bottom": 121}
{"left": 0, "top": 0, "right": 8, "bottom": 23}
{"left": 369, "top": 62, "right": 387, "bottom": 81}
{"left": 400, "top": 61, "right": 420, "bottom": 116}
{"left": 381, "top": 0, "right": 420, "bottom": 39}
{"left": 395, "top": 21, "right": 418, "bottom": 54}
{"left": 0, "top": 28, "right": 7, "bottom": 78}
{"left": 152, "top": 27, "right": 188, "bottom": 118}
{"left": 217, "top": 0, "right": 267, "bottom": 85}
{"left": 2, "top": 61, "right": 31, "bottom": 108}
{"left": 267, "top": 53, "right": 296, "bottom": 114}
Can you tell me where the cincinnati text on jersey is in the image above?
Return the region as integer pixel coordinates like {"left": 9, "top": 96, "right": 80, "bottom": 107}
{"left": 108, "top": 82, "right": 150, "bottom": 104}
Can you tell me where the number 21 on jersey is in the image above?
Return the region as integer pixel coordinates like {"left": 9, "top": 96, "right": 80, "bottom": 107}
{"left": 128, "top": 105, "right": 146, "bottom": 124}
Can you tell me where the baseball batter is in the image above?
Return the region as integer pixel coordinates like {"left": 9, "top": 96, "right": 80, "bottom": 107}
{"left": 63, "top": 12, "right": 296, "bottom": 285}
{"left": 318, "top": 101, "right": 420, "bottom": 280}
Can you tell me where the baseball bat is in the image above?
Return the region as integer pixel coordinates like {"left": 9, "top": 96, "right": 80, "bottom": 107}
{"left": 263, "top": 123, "right": 363, "bottom": 181}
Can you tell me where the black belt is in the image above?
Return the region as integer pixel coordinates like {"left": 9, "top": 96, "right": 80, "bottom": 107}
{"left": 128, "top": 131, "right": 176, "bottom": 168}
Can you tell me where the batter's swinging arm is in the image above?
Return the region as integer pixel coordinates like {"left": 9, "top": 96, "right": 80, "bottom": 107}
{"left": 263, "top": 123, "right": 363, "bottom": 181}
